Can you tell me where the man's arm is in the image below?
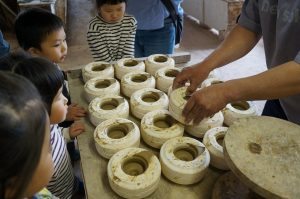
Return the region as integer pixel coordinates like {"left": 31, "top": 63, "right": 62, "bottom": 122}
{"left": 183, "top": 61, "right": 300, "bottom": 124}
{"left": 201, "top": 24, "right": 261, "bottom": 71}
{"left": 173, "top": 24, "right": 261, "bottom": 92}
{"left": 225, "top": 61, "right": 300, "bottom": 102}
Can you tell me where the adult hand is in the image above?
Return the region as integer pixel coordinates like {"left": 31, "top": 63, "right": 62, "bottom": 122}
{"left": 183, "top": 84, "right": 230, "bottom": 124}
{"left": 69, "top": 122, "right": 85, "bottom": 139}
{"left": 66, "top": 103, "right": 87, "bottom": 121}
{"left": 173, "top": 63, "right": 212, "bottom": 95}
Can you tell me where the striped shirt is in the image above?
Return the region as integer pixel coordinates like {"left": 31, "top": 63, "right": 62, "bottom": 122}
{"left": 47, "top": 125, "right": 75, "bottom": 199}
{"left": 87, "top": 15, "right": 137, "bottom": 62}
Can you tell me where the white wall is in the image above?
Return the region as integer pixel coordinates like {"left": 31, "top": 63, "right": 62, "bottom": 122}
{"left": 182, "top": 0, "right": 204, "bottom": 23}
{"left": 182, "top": 0, "right": 228, "bottom": 31}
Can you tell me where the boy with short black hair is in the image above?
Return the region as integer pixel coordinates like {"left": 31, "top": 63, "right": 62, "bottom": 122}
{"left": 14, "top": 8, "right": 86, "bottom": 134}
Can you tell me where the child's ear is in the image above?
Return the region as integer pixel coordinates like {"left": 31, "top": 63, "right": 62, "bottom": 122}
{"left": 27, "top": 47, "right": 41, "bottom": 57}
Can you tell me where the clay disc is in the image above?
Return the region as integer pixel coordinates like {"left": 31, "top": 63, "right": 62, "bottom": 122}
{"left": 212, "top": 171, "right": 264, "bottom": 199}
{"left": 224, "top": 116, "right": 300, "bottom": 199}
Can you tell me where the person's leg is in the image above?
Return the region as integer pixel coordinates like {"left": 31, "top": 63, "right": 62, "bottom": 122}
{"left": 134, "top": 30, "right": 145, "bottom": 58}
{"left": 261, "top": 99, "right": 288, "bottom": 120}
{"left": 142, "top": 18, "right": 175, "bottom": 57}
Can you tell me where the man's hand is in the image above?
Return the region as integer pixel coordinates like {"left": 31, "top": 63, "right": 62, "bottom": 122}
{"left": 183, "top": 84, "right": 229, "bottom": 124}
{"left": 173, "top": 63, "right": 211, "bottom": 95}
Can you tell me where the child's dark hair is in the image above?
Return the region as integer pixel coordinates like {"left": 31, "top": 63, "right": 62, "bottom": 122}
{"left": 13, "top": 57, "right": 64, "bottom": 114}
{"left": 14, "top": 8, "right": 64, "bottom": 51}
{"left": 0, "top": 71, "right": 47, "bottom": 199}
{"left": 96, "top": 0, "right": 126, "bottom": 7}
{"left": 0, "top": 51, "right": 30, "bottom": 71}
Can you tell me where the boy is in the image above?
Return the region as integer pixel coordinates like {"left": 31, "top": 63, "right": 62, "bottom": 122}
{"left": 14, "top": 8, "right": 86, "bottom": 138}
{"left": 87, "top": 0, "right": 137, "bottom": 62}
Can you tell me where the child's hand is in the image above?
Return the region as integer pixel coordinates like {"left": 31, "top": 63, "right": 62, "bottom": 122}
{"left": 69, "top": 122, "right": 85, "bottom": 139}
{"left": 66, "top": 103, "right": 86, "bottom": 121}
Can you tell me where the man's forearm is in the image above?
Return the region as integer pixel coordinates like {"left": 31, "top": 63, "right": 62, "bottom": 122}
{"left": 224, "top": 61, "right": 300, "bottom": 102}
{"left": 199, "top": 24, "right": 261, "bottom": 71}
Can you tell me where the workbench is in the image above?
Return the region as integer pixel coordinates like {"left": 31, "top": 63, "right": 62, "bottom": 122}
{"left": 67, "top": 59, "right": 225, "bottom": 199}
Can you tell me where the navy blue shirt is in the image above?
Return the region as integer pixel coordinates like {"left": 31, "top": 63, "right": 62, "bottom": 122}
{"left": 126, "top": 0, "right": 183, "bottom": 30}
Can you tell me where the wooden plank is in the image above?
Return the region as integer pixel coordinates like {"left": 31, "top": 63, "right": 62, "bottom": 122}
{"left": 67, "top": 66, "right": 224, "bottom": 199}
{"left": 18, "top": 0, "right": 55, "bottom": 7}
{"left": 55, "top": 0, "right": 67, "bottom": 25}
{"left": 18, "top": 0, "right": 55, "bottom": 15}
{"left": 18, "top": 0, "right": 67, "bottom": 25}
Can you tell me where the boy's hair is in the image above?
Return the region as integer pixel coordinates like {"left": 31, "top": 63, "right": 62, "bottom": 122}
{"left": 14, "top": 8, "right": 64, "bottom": 51}
{"left": 0, "top": 51, "right": 29, "bottom": 71}
{"left": 96, "top": 0, "right": 126, "bottom": 7}
{"left": 0, "top": 71, "right": 47, "bottom": 199}
{"left": 13, "top": 57, "right": 64, "bottom": 114}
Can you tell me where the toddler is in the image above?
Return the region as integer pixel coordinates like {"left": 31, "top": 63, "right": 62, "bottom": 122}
{"left": 87, "top": 0, "right": 137, "bottom": 62}
{"left": 13, "top": 57, "right": 84, "bottom": 198}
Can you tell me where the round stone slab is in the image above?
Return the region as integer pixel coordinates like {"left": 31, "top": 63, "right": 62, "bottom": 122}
{"left": 224, "top": 116, "right": 300, "bottom": 199}
{"left": 212, "top": 171, "right": 264, "bottom": 199}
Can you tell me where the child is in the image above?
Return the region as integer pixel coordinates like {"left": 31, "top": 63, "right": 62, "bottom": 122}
{"left": 13, "top": 57, "right": 84, "bottom": 199}
{"left": 0, "top": 51, "right": 29, "bottom": 71}
{"left": 87, "top": 0, "right": 137, "bottom": 62}
{"left": 14, "top": 8, "right": 86, "bottom": 161}
{"left": 0, "top": 30, "right": 10, "bottom": 58}
{"left": 0, "top": 71, "right": 55, "bottom": 199}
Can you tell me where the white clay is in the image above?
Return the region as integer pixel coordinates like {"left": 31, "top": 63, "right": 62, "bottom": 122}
{"left": 108, "top": 147, "right": 161, "bottom": 198}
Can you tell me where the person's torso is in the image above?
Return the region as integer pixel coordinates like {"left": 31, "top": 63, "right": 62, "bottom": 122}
{"left": 88, "top": 15, "right": 136, "bottom": 61}
{"left": 126, "top": 0, "right": 183, "bottom": 30}
{"left": 240, "top": 0, "right": 300, "bottom": 124}
{"left": 47, "top": 124, "right": 74, "bottom": 199}
{"left": 257, "top": 0, "right": 300, "bottom": 67}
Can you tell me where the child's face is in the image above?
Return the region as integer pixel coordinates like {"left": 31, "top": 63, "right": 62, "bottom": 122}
{"left": 34, "top": 27, "right": 68, "bottom": 63}
{"left": 50, "top": 87, "right": 68, "bottom": 124}
{"left": 24, "top": 116, "right": 54, "bottom": 197}
{"left": 99, "top": 2, "right": 126, "bottom": 23}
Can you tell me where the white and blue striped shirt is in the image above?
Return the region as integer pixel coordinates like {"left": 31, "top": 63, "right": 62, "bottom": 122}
{"left": 47, "top": 124, "right": 75, "bottom": 199}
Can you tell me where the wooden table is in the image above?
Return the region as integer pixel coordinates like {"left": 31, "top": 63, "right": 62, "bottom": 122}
{"left": 67, "top": 65, "right": 224, "bottom": 199}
